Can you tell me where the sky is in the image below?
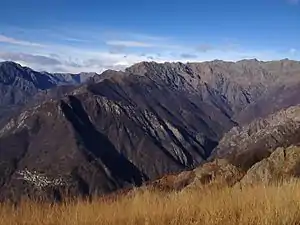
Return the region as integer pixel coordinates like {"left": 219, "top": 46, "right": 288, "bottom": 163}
{"left": 0, "top": 0, "right": 299, "bottom": 73}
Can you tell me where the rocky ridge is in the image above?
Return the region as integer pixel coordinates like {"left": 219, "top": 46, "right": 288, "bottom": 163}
{"left": 1, "top": 59, "right": 300, "bottom": 201}
{"left": 212, "top": 105, "right": 300, "bottom": 170}
{"left": 0, "top": 61, "right": 96, "bottom": 124}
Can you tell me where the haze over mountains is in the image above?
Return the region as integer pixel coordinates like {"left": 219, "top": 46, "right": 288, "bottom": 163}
{"left": 1, "top": 59, "right": 300, "bottom": 201}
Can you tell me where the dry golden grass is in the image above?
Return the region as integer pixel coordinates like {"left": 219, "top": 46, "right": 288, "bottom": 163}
{"left": 2, "top": 181, "right": 300, "bottom": 225}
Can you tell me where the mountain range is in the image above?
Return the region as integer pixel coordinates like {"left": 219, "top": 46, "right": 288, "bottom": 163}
{"left": 0, "top": 61, "right": 96, "bottom": 127}
{"left": 0, "top": 59, "right": 300, "bottom": 201}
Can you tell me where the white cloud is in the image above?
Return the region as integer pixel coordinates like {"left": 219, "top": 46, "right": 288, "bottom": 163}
{"left": 0, "top": 52, "right": 62, "bottom": 66}
{"left": 1, "top": 45, "right": 298, "bottom": 74}
{"left": 0, "top": 49, "right": 159, "bottom": 73}
{"left": 0, "top": 49, "right": 286, "bottom": 73}
{"left": 61, "top": 37, "right": 91, "bottom": 43}
{"left": 106, "top": 40, "right": 155, "bottom": 48}
{"left": 1, "top": 29, "right": 299, "bottom": 73}
{"left": 0, "top": 35, "right": 45, "bottom": 47}
{"left": 102, "top": 30, "right": 169, "bottom": 41}
{"left": 106, "top": 39, "right": 183, "bottom": 50}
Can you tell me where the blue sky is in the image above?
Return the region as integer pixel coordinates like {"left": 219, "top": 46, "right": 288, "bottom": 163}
{"left": 0, "top": 0, "right": 299, "bottom": 72}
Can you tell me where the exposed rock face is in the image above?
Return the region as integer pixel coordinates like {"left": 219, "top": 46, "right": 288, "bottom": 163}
{"left": 149, "top": 146, "right": 300, "bottom": 191}
{"left": 145, "top": 159, "right": 244, "bottom": 192}
{"left": 238, "top": 146, "right": 300, "bottom": 185}
{"left": 212, "top": 106, "right": 300, "bottom": 170}
{"left": 128, "top": 60, "right": 300, "bottom": 120}
{"left": 1, "top": 59, "right": 300, "bottom": 201}
{"left": 189, "top": 159, "right": 244, "bottom": 187}
{"left": 236, "top": 81, "right": 300, "bottom": 125}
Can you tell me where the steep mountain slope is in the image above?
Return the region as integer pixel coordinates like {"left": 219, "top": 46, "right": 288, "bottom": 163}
{"left": 1, "top": 59, "right": 300, "bottom": 201}
{"left": 236, "top": 80, "right": 300, "bottom": 124}
{"left": 146, "top": 103, "right": 300, "bottom": 190}
{"left": 127, "top": 59, "right": 300, "bottom": 118}
{"left": 0, "top": 68, "right": 236, "bottom": 201}
{"left": 0, "top": 61, "right": 95, "bottom": 124}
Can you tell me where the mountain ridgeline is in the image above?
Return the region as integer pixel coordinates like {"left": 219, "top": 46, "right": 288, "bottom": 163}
{"left": 0, "top": 61, "right": 96, "bottom": 125}
{"left": 1, "top": 59, "right": 300, "bottom": 201}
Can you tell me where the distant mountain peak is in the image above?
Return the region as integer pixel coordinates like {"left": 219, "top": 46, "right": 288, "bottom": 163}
{"left": 0, "top": 61, "right": 97, "bottom": 127}
{"left": 0, "top": 61, "right": 22, "bottom": 67}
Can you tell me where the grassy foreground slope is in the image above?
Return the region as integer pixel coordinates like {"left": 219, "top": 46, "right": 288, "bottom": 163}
{"left": 1, "top": 181, "right": 300, "bottom": 225}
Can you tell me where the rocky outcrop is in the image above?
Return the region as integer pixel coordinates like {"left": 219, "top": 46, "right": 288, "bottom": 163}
{"left": 148, "top": 145, "right": 300, "bottom": 191}
{"left": 145, "top": 159, "right": 243, "bottom": 192}
{"left": 238, "top": 146, "right": 300, "bottom": 185}
{"left": 212, "top": 106, "right": 300, "bottom": 170}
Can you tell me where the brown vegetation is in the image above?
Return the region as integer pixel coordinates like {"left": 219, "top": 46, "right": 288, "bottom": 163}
{"left": 1, "top": 180, "right": 300, "bottom": 225}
